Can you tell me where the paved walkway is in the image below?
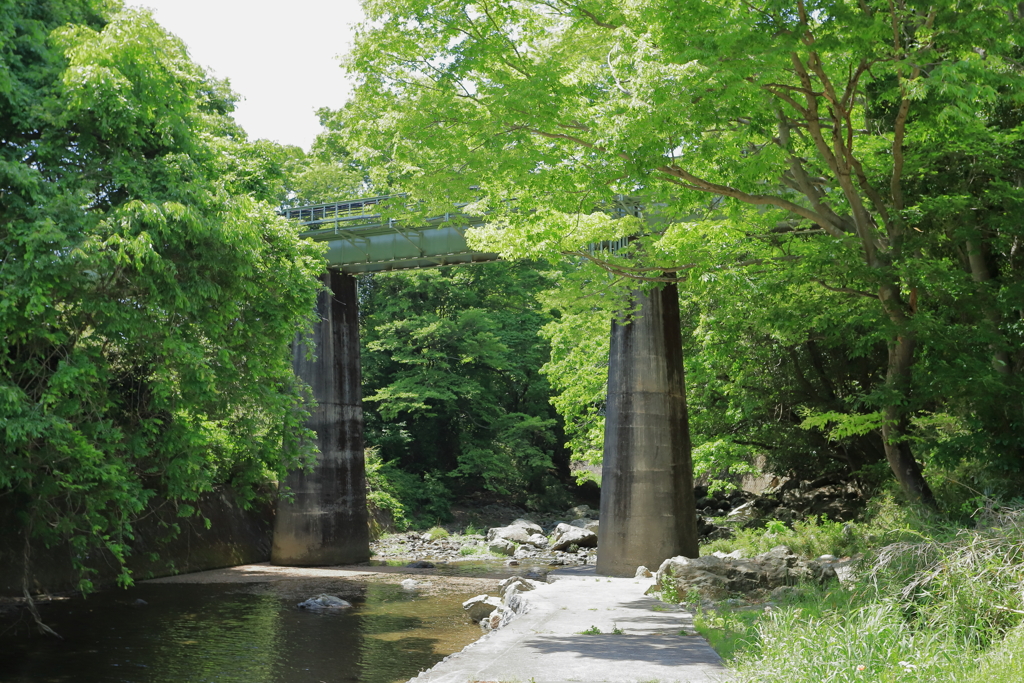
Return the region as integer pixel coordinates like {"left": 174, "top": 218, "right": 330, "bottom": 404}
{"left": 408, "top": 566, "right": 729, "bottom": 683}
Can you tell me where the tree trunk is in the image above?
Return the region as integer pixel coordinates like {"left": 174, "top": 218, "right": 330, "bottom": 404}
{"left": 879, "top": 330, "right": 936, "bottom": 506}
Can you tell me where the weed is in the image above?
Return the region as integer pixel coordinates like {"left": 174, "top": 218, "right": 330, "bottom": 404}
{"left": 425, "top": 526, "right": 450, "bottom": 541}
{"left": 611, "top": 625, "right": 624, "bottom": 634}
{"left": 693, "top": 606, "right": 761, "bottom": 661}
{"left": 578, "top": 625, "right": 602, "bottom": 635}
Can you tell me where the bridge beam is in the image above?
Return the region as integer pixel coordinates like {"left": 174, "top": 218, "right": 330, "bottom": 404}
{"left": 597, "top": 283, "right": 699, "bottom": 576}
{"left": 271, "top": 270, "right": 370, "bottom": 566}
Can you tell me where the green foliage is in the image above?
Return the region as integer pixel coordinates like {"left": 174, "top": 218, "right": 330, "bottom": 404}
{"left": 425, "top": 526, "right": 449, "bottom": 540}
{"left": 336, "top": 0, "right": 1024, "bottom": 503}
{"left": 0, "top": 2, "right": 323, "bottom": 592}
{"left": 359, "top": 262, "right": 569, "bottom": 510}
{"left": 577, "top": 626, "right": 602, "bottom": 635}
{"left": 702, "top": 495, "right": 919, "bottom": 558}
{"left": 364, "top": 448, "right": 410, "bottom": 531}
{"left": 694, "top": 504, "right": 1024, "bottom": 682}
{"left": 692, "top": 608, "right": 761, "bottom": 662}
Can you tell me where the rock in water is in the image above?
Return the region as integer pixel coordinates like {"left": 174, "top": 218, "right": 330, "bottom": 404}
{"left": 297, "top": 594, "right": 352, "bottom": 610}
{"left": 488, "top": 538, "right": 516, "bottom": 555}
{"left": 400, "top": 579, "right": 422, "bottom": 590}
{"left": 462, "top": 594, "right": 502, "bottom": 623}
{"left": 406, "top": 560, "right": 435, "bottom": 568}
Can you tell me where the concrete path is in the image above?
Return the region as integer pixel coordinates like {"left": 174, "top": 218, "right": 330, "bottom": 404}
{"left": 408, "top": 566, "right": 729, "bottom": 683}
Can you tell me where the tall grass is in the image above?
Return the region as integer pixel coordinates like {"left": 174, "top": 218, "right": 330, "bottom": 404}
{"left": 696, "top": 502, "right": 1024, "bottom": 682}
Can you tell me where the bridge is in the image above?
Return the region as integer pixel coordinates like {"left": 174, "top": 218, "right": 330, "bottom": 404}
{"left": 271, "top": 197, "right": 698, "bottom": 576}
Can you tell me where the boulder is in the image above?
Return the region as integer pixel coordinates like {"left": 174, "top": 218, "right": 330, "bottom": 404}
{"left": 635, "top": 566, "right": 653, "bottom": 578}
{"left": 550, "top": 522, "right": 598, "bottom": 550}
{"left": 462, "top": 594, "right": 502, "bottom": 623}
{"left": 656, "top": 545, "right": 837, "bottom": 599}
{"left": 405, "top": 560, "right": 435, "bottom": 569}
{"left": 564, "top": 504, "right": 596, "bottom": 520}
{"left": 487, "top": 525, "right": 533, "bottom": 544}
{"left": 569, "top": 518, "right": 600, "bottom": 538}
{"left": 499, "top": 575, "right": 540, "bottom": 597}
{"left": 525, "top": 533, "right": 549, "bottom": 548}
{"left": 510, "top": 518, "right": 544, "bottom": 535}
{"left": 297, "top": 594, "right": 352, "bottom": 610}
{"left": 400, "top": 579, "right": 423, "bottom": 591}
{"left": 513, "top": 546, "right": 535, "bottom": 560}
{"left": 488, "top": 538, "right": 516, "bottom": 556}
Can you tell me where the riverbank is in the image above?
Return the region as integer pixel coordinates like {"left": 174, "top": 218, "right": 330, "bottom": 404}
{"left": 410, "top": 566, "right": 728, "bottom": 683}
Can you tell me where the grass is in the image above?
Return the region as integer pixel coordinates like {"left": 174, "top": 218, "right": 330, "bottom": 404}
{"left": 687, "top": 499, "right": 1024, "bottom": 682}
{"left": 425, "top": 526, "right": 450, "bottom": 541}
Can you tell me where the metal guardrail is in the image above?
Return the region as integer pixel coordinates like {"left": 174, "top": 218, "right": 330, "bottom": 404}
{"left": 280, "top": 195, "right": 496, "bottom": 273}
{"left": 280, "top": 195, "right": 643, "bottom": 273}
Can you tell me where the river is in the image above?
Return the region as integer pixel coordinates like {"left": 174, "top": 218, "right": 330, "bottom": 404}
{"left": 0, "top": 569, "right": 499, "bottom": 683}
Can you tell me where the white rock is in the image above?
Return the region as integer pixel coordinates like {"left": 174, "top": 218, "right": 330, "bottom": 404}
{"left": 498, "top": 576, "right": 539, "bottom": 597}
{"left": 550, "top": 523, "right": 598, "bottom": 550}
{"left": 510, "top": 518, "right": 544, "bottom": 535}
{"left": 462, "top": 594, "right": 502, "bottom": 623}
{"left": 635, "top": 566, "right": 653, "bottom": 578}
{"left": 400, "top": 579, "right": 422, "bottom": 591}
{"left": 488, "top": 538, "right": 516, "bottom": 555}
{"left": 525, "top": 533, "right": 549, "bottom": 548}
{"left": 487, "top": 525, "right": 533, "bottom": 544}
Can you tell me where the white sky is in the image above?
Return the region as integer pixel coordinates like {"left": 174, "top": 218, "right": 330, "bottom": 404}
{"left": 133, "top": 0, "right": 366, "bottom": 151}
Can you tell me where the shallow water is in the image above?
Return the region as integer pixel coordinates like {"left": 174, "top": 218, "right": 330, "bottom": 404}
{"left": 364, "top": 558, "right": 554, "bottom": 580}
{"left": 0, "top": 581, "right": 482, "bottom": 683}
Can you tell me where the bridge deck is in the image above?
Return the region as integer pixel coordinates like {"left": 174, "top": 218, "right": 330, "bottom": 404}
{"left": 282, "top": 196, "right": 499, "bottom": 274}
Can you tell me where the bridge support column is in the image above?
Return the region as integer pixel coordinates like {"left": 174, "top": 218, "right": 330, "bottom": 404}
{"left": 597, "top": 283, "right": 698, "bottom": 576}
{"left": 271, "top": 270, "right": 370, "bottom": 566}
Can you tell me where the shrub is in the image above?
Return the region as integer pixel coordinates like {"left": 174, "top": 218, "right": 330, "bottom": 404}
{"left": 425, "top": 526, "right": 450, "bottom": 541}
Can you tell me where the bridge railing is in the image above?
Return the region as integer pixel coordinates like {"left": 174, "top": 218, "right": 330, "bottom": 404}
{"left": 280, "top": 194, "right": 410, "bottom": 228}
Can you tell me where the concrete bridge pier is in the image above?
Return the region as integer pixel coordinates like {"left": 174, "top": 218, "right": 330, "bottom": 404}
{"left": 271, "top": 269, "right": 370, "bottom": 566}
{"left": 597, "top": 283, "right": 699, "bottom": 576}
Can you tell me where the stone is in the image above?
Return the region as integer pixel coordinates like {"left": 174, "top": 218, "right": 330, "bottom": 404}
{"left": 635, "top": 566, "right": 653, "bottom": 578}
{"left": 406, "top": 560, "right": 435, "bottom": 568}
{"left": 656, "top": 545, "right": 837, "bottom": 599}
{"left": 569, "top": 518, "right": 600, "bottom": 536}
{"left": 487, "top": 525, "right": 533, "bottom": 544}
{"left": 513, "top": 546, "right": 535, "bottom": 560}
{"left": 297, "top": 594, "right": 352, "bottom": 610}
{"left": 725, "top": 501, "right": 759, "bottom": 524}
{"left": 499, "top": 576, "right": 539, "bottom": 597}
{"left": 564, "top": 504, "right": 596, "bottom": 520}
{"left": 462, "top": 594, "right": 502, "bottom": 623}
{"left": 488, "top": 538, "right": 516, "bottom": 555}
{"left": 525, "top": 533, "right": 549, "bottom": 548}
{"left": 550, "top": 523, "right": 598, "bottom": 551}
{"left": 510, "top": 518, "right": 544, "bottom": 535}
{"left": 400, "top": 579, "right": 422, "bottom": 590}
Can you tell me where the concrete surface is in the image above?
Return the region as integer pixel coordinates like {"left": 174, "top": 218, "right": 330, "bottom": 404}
{"left": 599, "top": 284, "right": 698, "bottom": 576}
{"left": 408, "top": 566, "right": 729, "bottom": 683}
{"left": 272, "top": 270, "right": 370, "bottom": 566}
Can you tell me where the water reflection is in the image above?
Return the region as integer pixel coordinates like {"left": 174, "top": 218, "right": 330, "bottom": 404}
{"left": 0, "top": 581, "right": 481, "bottom": 683}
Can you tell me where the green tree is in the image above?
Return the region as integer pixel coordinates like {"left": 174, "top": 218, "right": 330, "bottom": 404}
{"left": 359, "top": 263, "right": 569, "bottom": 515}
{"left": 335, "top": 0, "right": 1023, "bottom": 504}
{"left": 0, "top": 0, "right": 325, "bottom": 603}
